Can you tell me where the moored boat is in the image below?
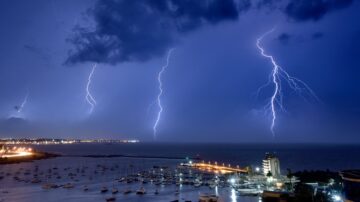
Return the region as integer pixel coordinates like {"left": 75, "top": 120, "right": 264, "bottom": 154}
{"left": 123, "top": 189, "right": 132, "bottom": 195}
{"left": 136, "top": 187, "right": 146, "bottom": 195}
{"left": 101, "top": 186, "right": 108, "bottom": 193}
{"left": 105, "top": 196, "right": 116, "bottom": 201}
{"left": 112, "top": 188, "right": 118, "bottom": 194}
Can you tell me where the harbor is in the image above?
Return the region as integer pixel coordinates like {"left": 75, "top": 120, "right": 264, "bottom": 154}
{"left": 0, "top": 146, "right": 347, "bottom": 202}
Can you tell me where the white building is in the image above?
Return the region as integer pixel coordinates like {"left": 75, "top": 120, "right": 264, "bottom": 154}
{"left": 263, "top": 153, "right": 281, "bottom": 178}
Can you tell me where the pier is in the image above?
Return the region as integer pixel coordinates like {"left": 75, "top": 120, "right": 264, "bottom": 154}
{"left": 180, "top": 161, "right": 249, "bottom": 174}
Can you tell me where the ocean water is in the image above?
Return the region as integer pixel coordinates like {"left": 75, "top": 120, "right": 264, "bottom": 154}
{"left": 0, "top": 143, "right": 359, "bottom": 202}
{"left": 34, "top": 143, "right": 360, "bottom": 171}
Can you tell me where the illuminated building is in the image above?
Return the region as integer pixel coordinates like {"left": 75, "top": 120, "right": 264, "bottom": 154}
{"left": 340, "top": 170, "right": 360, "bottom": 202}
{"left": 263, "top": 153, "right": 281, "bottom": 178}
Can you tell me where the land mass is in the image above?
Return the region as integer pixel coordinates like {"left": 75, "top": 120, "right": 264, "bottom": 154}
{"left": 0, "top": 152, "right": 60, "bottom": 164}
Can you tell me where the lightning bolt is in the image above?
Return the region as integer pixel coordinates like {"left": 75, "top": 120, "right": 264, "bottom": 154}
{"left": 17, "top": 93, "right": 29, "bottom": 113}
{"left": 86, "top": 64, "right": 97, "bottom": 114}
{"left": 153, "top": 48, "right": 175, "bottom": 139}
{"left": 256, "top": 28, "right": 320, "bottom": 137}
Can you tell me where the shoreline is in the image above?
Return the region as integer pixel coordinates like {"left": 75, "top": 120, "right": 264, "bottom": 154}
{"left": 0, "top": 152, "right": 201, "bottom": 165}
{"left": 77, "top": 154, "right": 201, "bottom": 160}
{"left": 0, "top": 152, "right": 60, "bottom": 165}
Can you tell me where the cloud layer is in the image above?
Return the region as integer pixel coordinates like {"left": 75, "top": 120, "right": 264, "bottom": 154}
{"left": 66, "top": 0, "right": 246, "bottom": 65}
{"left": 66, "top": 0, "right": 354, "bottom": 65}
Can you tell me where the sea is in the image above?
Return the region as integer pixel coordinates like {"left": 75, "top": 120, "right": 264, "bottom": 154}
{"left": 1, "top": 143, "right": 359, "bottom": 202}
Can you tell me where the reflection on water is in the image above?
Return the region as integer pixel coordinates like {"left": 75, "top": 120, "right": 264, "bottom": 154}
{"left": 231, "top": 188, "right": 237, "bottom": 202}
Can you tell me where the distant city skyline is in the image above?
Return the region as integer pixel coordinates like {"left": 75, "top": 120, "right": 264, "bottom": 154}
{"left": 0, "top": 0, "right": 359, "bottom": 143}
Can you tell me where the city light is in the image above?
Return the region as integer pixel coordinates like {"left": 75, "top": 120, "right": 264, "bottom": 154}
{"left": 332, "top": 194, "right": 342, "bottom": 201}
{"left": 180, "top": 161, "right": 248, "bottom": 174}
{"left": 0, "top": 138, "right": 140, "bottom": 145}
{"left": 0, "top": 146, "right": 33, "bottom": 158}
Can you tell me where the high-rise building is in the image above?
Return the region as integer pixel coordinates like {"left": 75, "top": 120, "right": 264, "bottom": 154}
{"left": 263, "top": 153, "right": 281, "bottom": 178}
{"left": 340, "top": 170, "right": 360, "bottom": 202}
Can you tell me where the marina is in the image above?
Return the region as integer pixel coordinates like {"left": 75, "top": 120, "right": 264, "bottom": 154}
{"left": 0, "top": 143, "right": 358, "bottom": 201}
{"left": 0, "top": 156, "right": 260, "bottom": 202}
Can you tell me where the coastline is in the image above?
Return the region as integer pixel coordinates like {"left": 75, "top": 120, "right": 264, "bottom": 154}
{"left": 0, "top": 152, "right": 60, "bottom": 165}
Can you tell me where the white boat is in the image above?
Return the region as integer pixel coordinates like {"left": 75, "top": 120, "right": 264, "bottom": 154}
{"left": 194, "top": 182, "right": 202, "bottom": 187}
{"left": 237, "top": 188, "right": 262, "bottom": 196}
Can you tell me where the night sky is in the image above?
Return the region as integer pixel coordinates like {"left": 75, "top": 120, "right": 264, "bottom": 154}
{"left": 0, "top": 0, "right": 359, "bottom": 143}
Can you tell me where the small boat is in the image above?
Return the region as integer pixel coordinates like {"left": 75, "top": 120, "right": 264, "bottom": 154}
{"left": 123, "top": 189, "right": 132, "bottom": 195}
{"left": 136, "top": 187, "right": 146, "bottom": 195}
{"left": 101, "top": 187, "right": 108, "bottom": 193}
{"left": 208, "top": 183, "right": 216, "bottom": 189}
{"left": 154, "top": 189, "right": 159, "bottom": 195}
{"left": 42, "top": 183, "right": 53, "bottom": 190}
{"left": 63, "top": 183, "right": 74, "bottom": 189}
{"left": 237, "top": 188, "right": 262, "bottom": 196}
{"left": 112, "top": 188, "right": 118, "bottom": 194}
{"left": 194, "top": 182, "right": 202, "bottom": 188}
{"left": 43, "top": 183, "right": 59, "bottom": 189}
{"left": 105, "top": 197, "right": 116, "bottom": 202}
{"left": 83, "top": 185, "right": 89, "bottom": 191}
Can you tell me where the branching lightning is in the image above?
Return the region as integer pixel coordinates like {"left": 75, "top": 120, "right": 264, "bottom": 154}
{"left": 86, "top": 64, "right": 97, "bottom": 114}
{"left": 256, "top": 28, "right": 320, "bottom": 137}
{"left": 17, "top": 93, "right": 29, "bottom": 113}
{"left": 153, "top": 48, "right": 175, "bottom": 139}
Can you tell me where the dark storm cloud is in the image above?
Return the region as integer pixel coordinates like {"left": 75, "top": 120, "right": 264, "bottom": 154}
{"left": 277, "top": 32, "right": 292, "bottom": 44}
{"left": 276, "top": 31, "right": 323, "bottom": 45}
{"left": 66, "top": 0, "right": 355, "bottom": 65}
{"left": 285, "top": 0, "right": 354, "bottom": 21}
{"left": 257, "top": 0, "right": 354, "bottom": 21}
{"left": 66, "top": 0, "right": 247, "bottom": 65}
{"left": 256, "top": 0, "right": 282, "bottom": 9}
